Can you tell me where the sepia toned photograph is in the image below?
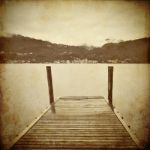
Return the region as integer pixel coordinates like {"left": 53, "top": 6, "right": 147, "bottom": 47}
{"left": 0, "top": 0, "right": 150, "bottom": 149}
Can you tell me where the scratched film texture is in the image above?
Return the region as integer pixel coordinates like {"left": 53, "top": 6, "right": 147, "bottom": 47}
{"left": 0, "top": 0, "right": 150, "bottom": 149}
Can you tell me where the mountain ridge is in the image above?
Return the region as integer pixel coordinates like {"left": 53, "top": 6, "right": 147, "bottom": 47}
{"left": 0, "top": 34, "right": 150, "bottom": 63}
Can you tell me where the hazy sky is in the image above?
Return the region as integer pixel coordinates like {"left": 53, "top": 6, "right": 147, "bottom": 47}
{"left": 0, "top": 0, "right": 150, "bottom": 46}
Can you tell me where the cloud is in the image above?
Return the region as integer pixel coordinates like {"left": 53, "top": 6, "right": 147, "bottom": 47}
{"left": 1, "top": 0, "right": 150, "bottom": 46}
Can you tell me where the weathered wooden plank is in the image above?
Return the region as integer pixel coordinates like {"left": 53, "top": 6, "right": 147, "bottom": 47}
{"left": 13, "top": 145, "right": 138, "bottom": 149}
{"left": 37, "top": 122, "right": 122, "bottom": 125}
{"left": 13, "top": 144, "right": 137, "bottom": 149}
{"left": 20, "top": 137, "right": 133, "bottom": 142}
{"left": 25, "top": 132, "right": 129, "bottom": 135}
{"left": 35, "top": 125, "right": 123, "bottom": 127}
{"left": 32, "top": 124, "right": 124, "bottom": 127}
{"left": 11, "top": 148, "right": 139, "bottom": 150}
{"left": 22, "top": 135, "right": 131, "bottom": 139}
{"left": 59, "top": 96, "right": 104, "bottom": 100}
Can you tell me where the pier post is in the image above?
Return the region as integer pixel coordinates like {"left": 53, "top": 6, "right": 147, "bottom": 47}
{"left": 46, "top": 66, "right": 55, "bottom": 113}
{"left": 108, "top": 66, "right": 113, "bottom": 110}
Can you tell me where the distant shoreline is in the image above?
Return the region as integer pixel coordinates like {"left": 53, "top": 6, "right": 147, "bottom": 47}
{"left": 0, "top": 35, "right": 150, "bottom": 63}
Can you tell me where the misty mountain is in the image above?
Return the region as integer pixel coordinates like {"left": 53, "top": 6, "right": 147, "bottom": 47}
{"left": 0, "top": 34, "right": 149, "bottom": 63}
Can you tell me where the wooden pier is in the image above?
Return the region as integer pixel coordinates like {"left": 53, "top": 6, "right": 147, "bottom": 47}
{"left": 11, "top": 96, "right": 139, "bottom": 149}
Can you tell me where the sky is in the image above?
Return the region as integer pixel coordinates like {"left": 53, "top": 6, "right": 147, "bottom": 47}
{"left": 0, "top": 0, "right": 150, "bottom": 46}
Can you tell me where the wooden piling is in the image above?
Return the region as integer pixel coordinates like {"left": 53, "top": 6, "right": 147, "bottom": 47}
{"left": 108, "top": 66, "right": 113, "bottom": 109}
{"left": 46, "top": 66, "right": 55, "bottom": 113}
